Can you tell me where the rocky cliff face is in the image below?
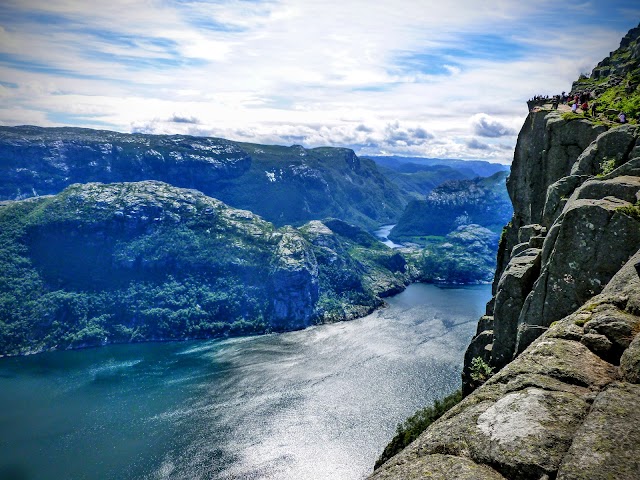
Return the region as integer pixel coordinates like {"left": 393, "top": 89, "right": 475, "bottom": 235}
{"left": 469, "top": 118, "right": 640, "bottom": 378}
{"left": 0, "top": 181, "right": 409, "bottom": 356}
{"left": 372, "top": 23, "right": 640, "bottom": 480}
{"left": 372, "top": 251, "right": 640, "bottom": 479}
{"left": 0, "top": 126, "right": 405, "bottom": 229}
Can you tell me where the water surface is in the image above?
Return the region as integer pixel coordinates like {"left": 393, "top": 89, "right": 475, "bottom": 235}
{"left": 0, "top": 283, "right": 490, "bottom": 480}
{"left": 372, "top": 225, "right": 403, "bottom": 249}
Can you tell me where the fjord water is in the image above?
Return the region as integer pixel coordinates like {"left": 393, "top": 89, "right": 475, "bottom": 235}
{"left": 372, "top": 224, "right": 403, "bottom": 249}
{"left": 0, "top": 284, "right": 489, "bottom": 480}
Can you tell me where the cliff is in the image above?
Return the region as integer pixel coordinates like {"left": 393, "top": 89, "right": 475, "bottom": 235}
{"left": 0, "top": 126, "right": 405, "bottom": 230}
{"left": 0, "top": 181, "right": 409, "bottom": 356}
{"left": 372, "top": 22, "right": 640, "bottom": 480}
{"left": 389, "top": 171, "right": 512, "bottom": 240}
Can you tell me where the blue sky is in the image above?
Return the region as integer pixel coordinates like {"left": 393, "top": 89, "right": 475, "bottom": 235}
{"left": 0, "top": 1, "right": 638, "bottom": 163}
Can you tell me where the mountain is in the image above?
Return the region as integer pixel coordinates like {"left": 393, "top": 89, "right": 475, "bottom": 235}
{"left": 410, "top": 224, "right": 500, "bottom": 284}
{"left": 376, "top": 163, "right": 477, "bottom": 200}
{"left": 389, "top": 171, "right": 512, "bottom": 241}
{"left": 372, "top": 22, "right": 640, "bottom": 480}
{"left": 367, "top": 155, "right": 509, "bottom": 178}
{"left": 214, "top": 142, "right": 406, "bottom": 229}
{"left": 0, "top": 126, "right": 405, "bottom": 230}
{"left": 0, "top": 181, "right": 410, "bottom": 356}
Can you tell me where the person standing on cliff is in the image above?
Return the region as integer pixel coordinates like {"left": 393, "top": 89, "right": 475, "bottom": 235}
{"left": 591, "top": 102, "right": 597, "bottom": 117}
{"left": 571, "top": 102, "right": 578, "bottom": 113}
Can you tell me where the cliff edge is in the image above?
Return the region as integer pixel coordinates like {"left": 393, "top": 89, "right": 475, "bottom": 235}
{"left": 372, "top": 22, "right": 640, "bottom": 480}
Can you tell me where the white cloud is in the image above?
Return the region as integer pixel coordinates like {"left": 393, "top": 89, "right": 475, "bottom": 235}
{"left": 469, "top": 113, "right": 517, "bottom": 138}
{"left": 0, "top": 0, "right": 636, "bottom": 164}
{"left": 466, "top": 138, "right": 491, "bottom": 150}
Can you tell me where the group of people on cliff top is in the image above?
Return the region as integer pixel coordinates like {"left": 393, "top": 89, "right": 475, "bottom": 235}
{"left": 531, "top": 90, "right": 629, "bottom": 123}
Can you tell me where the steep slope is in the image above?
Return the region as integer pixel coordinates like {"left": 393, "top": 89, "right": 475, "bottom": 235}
{"left": 0, "top": 181, "right": 409, "bottom": 356}
{"left": 0, "top": 126, "right": 405, "bottom": 229}
{"left": 372, "top": 22, "right": 640, "bottom": 480}
{"left": 389, "top": 171, "right": 512, "bottom": 240}
{"left": 213, "top": 142, "right": 406, "bottom": 229}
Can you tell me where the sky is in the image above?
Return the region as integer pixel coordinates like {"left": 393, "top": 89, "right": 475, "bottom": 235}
{"left": 0, "top": 1, "right": 638, "bottom": 164}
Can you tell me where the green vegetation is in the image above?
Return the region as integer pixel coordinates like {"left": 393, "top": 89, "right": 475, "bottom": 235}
{"left": 0, "top": 182, "right": 409, "bottom": 356}
{"left": 562, "top": 111, "right": 584, "bottom": 122}
{"left": 411, "top": 225, "right": 500, "bottom": 284}
{"left": 598, "top": 157, "right": 617, "bottom": 177}
{"left": 592, "top": 73, "right": 640, "bottom": 121}
{"left": 374, "top": 389, "right": 462, "bottom": 469}
{"left": 469, "top": 356, "right": 494, "bottom": 386}
{"left": 616, "top": 201, "right": 640, "bottom": 221}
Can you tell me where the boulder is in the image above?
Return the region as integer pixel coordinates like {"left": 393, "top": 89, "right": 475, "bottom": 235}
{"left": 370, "top": 454, "right": 506, "bottom": 480}
{"left": 476, "top": 315, "right": 494, "bottom": 334}
{"left": 573, "top": 175, "right": 640, "bottom": 204}
{"left": 620, "top": 334, "right": 640, "bottom": 383}
{"left": 515, "top": 197, "right": 640, "bottom": 354}
{"left": 518, "top": 224, "right": 547, "bottom": 243}
{"left": 571, "top": 125, "right": 638, "bottom": 177}
{"left": 491, "top": 248, "right": 541, "bottom": 368}
{"left": 510, "top": 241, "right": 530, "bottom": 258}
{"left": 557, "top": 383, "right": 640, "bottom": 480}
{"left": 543, "top": 175, "right": 591, "bottom": 226}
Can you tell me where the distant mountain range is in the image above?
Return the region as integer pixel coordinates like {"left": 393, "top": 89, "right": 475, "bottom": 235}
{"left": 366, "top": 155, "right": 509, "bottom": 178}
{"left": 0, "top": 125, "right": 512, "bottom": 354}
{"left": 390, "top": 171, "right": 512, "bottom": 241}
{"left": 0, "top": 126, "right": 405, "bottom": 230}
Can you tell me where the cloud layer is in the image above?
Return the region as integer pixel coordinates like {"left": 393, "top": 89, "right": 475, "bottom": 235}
{"left": 1, "top": 0, "right": 638, "bottom": 163}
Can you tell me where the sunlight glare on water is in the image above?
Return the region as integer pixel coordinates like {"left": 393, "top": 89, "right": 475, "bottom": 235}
{"left": 0, "top": 283, "right": 490, "bottom": 480}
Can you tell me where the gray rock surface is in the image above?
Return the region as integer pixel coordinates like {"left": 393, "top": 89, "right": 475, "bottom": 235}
{"left": 370, "top": 453, "right": 507, "bottom": 480}
{"left": 376, "top": 26, "right": 640, "bottom": 477}
{"left": 620, "top": 334, "right": 640, "bottom": 383}
{"left": 543, "top": 175, "right": 590, "bottom": 226}
{"left": 491, "top": 248, "right": 541, "bottom": 368}
{"left": 556, "top": 383, "right": 640, "bottom": 480}
{"left": 570, "top": 125, "right": 638, "bottom": 177}
{"left": 515, "top": 195, "right": 640, "bottom": 354}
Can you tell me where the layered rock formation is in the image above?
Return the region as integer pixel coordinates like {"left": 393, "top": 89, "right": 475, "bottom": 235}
{"left": 372, "top": 22, "right": 640, "bottom": 480}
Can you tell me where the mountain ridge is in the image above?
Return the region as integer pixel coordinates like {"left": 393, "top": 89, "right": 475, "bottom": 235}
{"left": 0, "top": 180, "right": 410, "bottom": 356}
{"left": 0, "top": 125, "right": 405, "bottom": 230}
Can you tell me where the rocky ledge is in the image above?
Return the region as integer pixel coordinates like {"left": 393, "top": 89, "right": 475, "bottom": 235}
{"left": 373, "top": 22, "right": 640, "bottom": 480}
{"left": 371, "top": 251, "right": 640, "bottom": 479}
